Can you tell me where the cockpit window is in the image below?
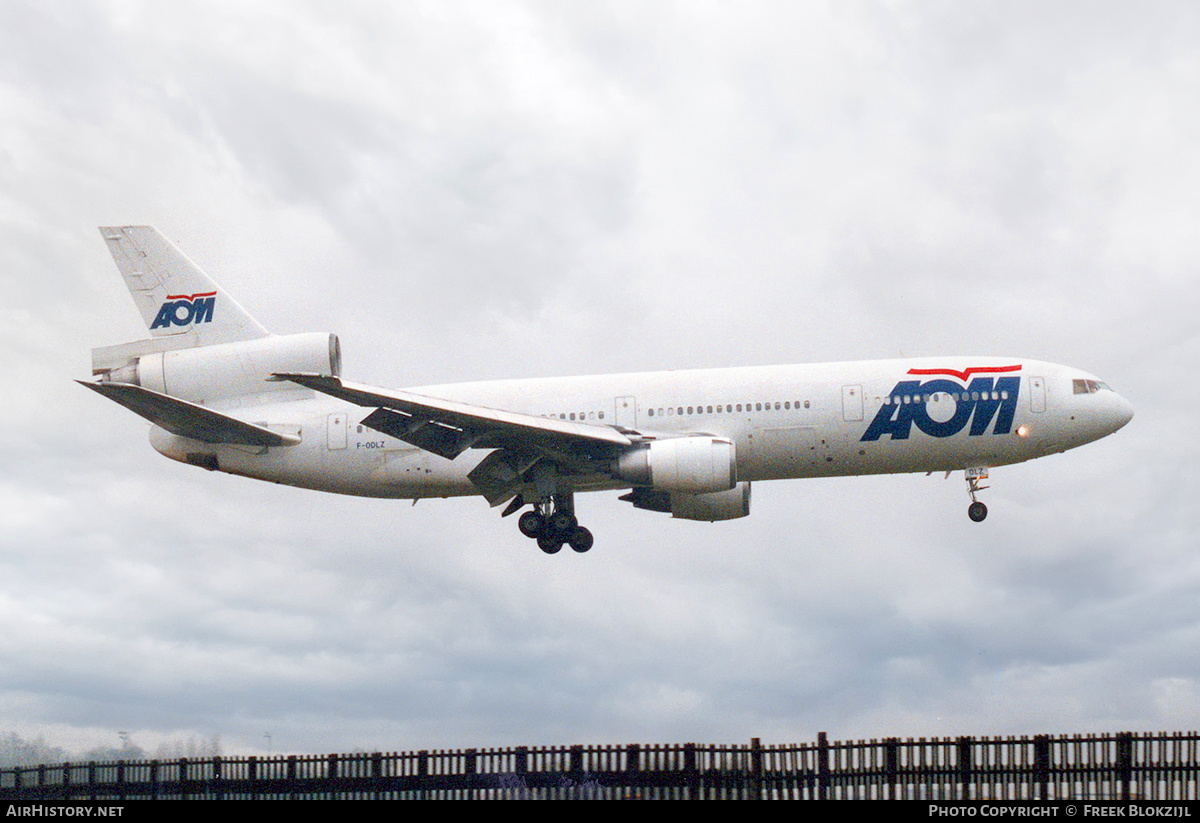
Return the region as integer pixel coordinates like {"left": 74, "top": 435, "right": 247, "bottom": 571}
{"left": 1073, "top": 379, "right": 1112, "bottom": 394}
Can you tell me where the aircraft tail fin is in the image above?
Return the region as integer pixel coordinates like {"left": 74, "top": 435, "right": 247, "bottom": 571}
{"left": 99, "top": 226, "right": 269, "bottom": 345}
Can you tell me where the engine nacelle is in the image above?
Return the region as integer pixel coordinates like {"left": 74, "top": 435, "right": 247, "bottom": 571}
{"left": 620, "top": 483, "right": 752, "bottom": 522}
{"left": 93, "top": 332, "right": 341, "bottom": 403}
{"left": 672, "top": 483, "right": 751, "bottom": 521}
{"left": 613, "top": 436, "right": 737, "bottom": 493}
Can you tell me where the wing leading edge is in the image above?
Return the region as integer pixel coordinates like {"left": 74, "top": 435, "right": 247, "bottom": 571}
{"left": 275, "top": 373, "right": 634, "bottom": 458}
{"left": 275, "top": 373, "right": 636, "bottom": 505}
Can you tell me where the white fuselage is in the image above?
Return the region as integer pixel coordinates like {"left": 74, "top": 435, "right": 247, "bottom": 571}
{"left": 150, "top": 356, "right": 1134, "bottom": 502}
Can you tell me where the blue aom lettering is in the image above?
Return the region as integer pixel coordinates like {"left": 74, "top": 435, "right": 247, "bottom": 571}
{"left": 150, "top": 295, "right": 216, "bottom": 330}
{"left": 861, "top": 376, "right": 1020, "bottom": 441}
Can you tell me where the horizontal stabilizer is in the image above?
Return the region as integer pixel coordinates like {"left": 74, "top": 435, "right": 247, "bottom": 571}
{"left": 78, "top": 381, "right": 299, "bottom": 447}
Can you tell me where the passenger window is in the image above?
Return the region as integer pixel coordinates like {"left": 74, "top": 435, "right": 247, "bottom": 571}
{"left": 784, "top": 402, "right": 791, "bottom": 409}
{"left": 774, "top": 402, "right": 780, "bottom": 410}
{"left": 804, "top": 400, "right": 810, "bottom": 408}
{"left": 736, "top": 404, "right": 743, "bottom": 412}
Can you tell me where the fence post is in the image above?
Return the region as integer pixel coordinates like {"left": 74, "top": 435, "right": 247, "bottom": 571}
{"left": 817, "top": 732, "right": 830, "bottom": 800}
{"left": 957, "top": 737, "right": 972, "bottom": 801}
{"left": 750, "top": 737, "right": 762, "bottom": 800}
{"left": 465, "top": 748, "right": 477, "bottom": 800}
{"left": 1033, "top": 735, "right": 1050, "bottom": 800}
{"left": 684, "top": 743, "right": 698, "bottom": 799}
{"left": 570, "top": 744, "right": 583, "bottom": 784}
{"left": 624, "top": 744, "right": 640, "bottom": 800}
{"left": 149, "top": 760, "right": 158, "bottom": 801}
{"left": 1117, "top": 732, "right": 1133, "bottom": 802}
{"left": 885, "top": 738, "right": 899, "bottom": 800}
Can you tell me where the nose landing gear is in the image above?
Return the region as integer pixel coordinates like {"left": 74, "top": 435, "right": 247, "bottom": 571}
{"left": 517, "top": 493, "right": 594, "bottom": 553}
{"left": 965, "top": 467, "right": 989, "bottom": 522}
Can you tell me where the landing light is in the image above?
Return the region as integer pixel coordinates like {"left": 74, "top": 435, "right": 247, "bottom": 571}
{"left": 1016, "top": 425, "right": 1030, "bottom": 438}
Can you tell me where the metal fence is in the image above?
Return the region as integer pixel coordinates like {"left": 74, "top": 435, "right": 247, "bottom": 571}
{"left": 1, "top": 731, "right": 1197, "bottom": 800}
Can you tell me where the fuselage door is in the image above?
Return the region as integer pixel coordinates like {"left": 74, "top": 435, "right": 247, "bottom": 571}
{"left": 327, "top": 412, "right": 348, "bottom": 449}
{"left": 1029, "top": 376, "right": 1046, "bottom": 413}
{"left": 614, "top": 396, "right": 638, "bottom": 430}
{"left": 841, "top": 384, "right": 864, "bottom": 422}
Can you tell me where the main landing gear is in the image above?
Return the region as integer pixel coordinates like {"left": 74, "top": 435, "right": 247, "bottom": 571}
{"left": 513, "top": 493, "right": 594, "bottom": 554}
{"left": 965, "top": 467, "right": 989, "bottom": 522}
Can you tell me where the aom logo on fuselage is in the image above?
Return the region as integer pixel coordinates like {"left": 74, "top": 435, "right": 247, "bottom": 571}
{"left": 150, "top": 291, "right": 217, "bottom": 330}
{"left": 862, "top": 366, "right": 1022, "bottom": 441}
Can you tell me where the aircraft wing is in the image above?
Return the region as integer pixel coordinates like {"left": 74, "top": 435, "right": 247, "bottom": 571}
{"left": 275, "top": 373, "right": 635, "bottom": 462}
{"left": 78, "top": 381, "right": 300, "bottom": 448}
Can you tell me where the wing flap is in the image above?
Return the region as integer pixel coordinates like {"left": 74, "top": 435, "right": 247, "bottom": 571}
{"left": 360, "top": 407, "right": 481, "bottom": 460}
{"left": 79, "top": 381, "right": 299, "bottom": 447}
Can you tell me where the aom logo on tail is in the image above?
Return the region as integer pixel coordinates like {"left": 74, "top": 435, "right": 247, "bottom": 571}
{"left": 150, "top": 291, "right": 217, "bottom": 330}
{"left": 862, "top": 365, "right": 1022, "bottom": 441}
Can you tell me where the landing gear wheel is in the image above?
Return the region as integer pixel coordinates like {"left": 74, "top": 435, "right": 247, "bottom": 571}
{"left": 568, "top": 526, "right": 594, "bottom": 553}
{"left": 518, "top": 511, "right": 544, "bottom": 538}
{"left": 537, "top": 535, "right": 564, "bottom": 554}
{"left": 550, "top": 511, "right": 578, "bottom": 535}
{"left": 968, "top": 501, "right": 988, "bottom": 522}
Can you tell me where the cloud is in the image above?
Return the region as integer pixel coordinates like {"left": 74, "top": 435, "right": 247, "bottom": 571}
{"left": 0, "top": 0, "right": 1196, "bottom": 755}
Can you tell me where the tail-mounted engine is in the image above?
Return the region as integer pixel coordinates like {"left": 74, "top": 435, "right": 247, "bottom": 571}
{"left": 92, "top": 332, "right": 341, "bottom": 403}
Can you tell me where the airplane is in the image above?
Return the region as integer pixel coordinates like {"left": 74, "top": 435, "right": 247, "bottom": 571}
{"left": 81, "top": 226, "right": 1134, "bottom": 554}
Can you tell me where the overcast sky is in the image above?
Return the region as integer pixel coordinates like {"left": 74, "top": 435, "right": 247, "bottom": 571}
{"left": 1, "top": 1, "right": 1198, "bottom": 757}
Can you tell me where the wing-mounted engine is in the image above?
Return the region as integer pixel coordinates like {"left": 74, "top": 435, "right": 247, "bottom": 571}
{"left": 612, "top": 436, "right": 737, "bottom": 493}
{"left": 613, "top": 436, "right": 749, "bottom": 521}
{"left": 620, "top": 483, "right": 752, "bottom": 522}
{"left": 92, "top": 332, "right": 342, "bottom": 403}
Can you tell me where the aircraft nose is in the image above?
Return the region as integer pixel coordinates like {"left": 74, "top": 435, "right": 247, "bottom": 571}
{"left": 1109, "top": 393, "right": 1134, "bottom": 432}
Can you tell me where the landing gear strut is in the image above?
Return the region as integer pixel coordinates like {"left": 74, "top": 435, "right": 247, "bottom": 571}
{"left": 965, "top": 467, "right": 989, "bottom": 522}
{"left": 517, "top": 492, "right": 593, "bottom": 553}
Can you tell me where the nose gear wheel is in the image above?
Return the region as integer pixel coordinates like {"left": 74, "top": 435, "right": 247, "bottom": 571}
{"left": 965, "top": 469, "right": 989, "bottom": 522}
